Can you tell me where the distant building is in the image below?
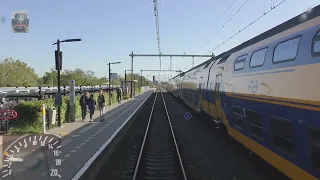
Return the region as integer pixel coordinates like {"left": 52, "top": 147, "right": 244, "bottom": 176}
{"left": 110, "top": 73, "right": 119, "bottom": 80}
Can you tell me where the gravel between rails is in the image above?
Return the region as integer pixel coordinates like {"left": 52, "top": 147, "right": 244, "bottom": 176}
{"left": 134, "top": 92, "right": 184, "bottom": 180}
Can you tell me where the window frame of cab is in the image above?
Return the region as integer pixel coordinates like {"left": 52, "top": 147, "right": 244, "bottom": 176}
{"left": 311, "top": 29, "right": 320, "bottom": 57}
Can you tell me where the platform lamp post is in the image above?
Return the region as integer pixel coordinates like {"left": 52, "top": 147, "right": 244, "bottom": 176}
{"left": 108, "top": 61, "right": 121, "bottom": 105}
{"left": 53, "top": 38, "right": 81, "bottom": 128}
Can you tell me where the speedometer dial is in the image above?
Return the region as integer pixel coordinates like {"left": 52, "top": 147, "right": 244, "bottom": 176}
{"left": 1, "top": 134, "right": 62, "bottom": 179}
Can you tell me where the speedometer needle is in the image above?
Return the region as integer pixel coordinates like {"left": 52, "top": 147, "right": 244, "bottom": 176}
{"left": 8, "top": 157, "right": 24, "bottom": 162}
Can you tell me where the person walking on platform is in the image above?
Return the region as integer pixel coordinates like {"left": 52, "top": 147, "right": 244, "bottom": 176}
{"left": 87, "top": 93, "right": 96, "bottom": 122}
{"left": 116, "top": 87, "right": 122, "bottom": 104}
{"left": 79, "top": 92, "right": 88, "bottom": 122}
{"left": 97, "top": 90, "right": 106, "bottom": 122}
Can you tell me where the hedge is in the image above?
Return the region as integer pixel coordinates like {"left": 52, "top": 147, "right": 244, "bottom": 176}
{"left": 9, "top": 91, "right": 118, "bottom": 134}
{"left": 9, "top": 87, "right": 144, "bottom": 134}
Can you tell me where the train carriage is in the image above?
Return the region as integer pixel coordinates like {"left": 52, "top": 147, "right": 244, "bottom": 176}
{"left": 171, "top": 74, "right": 183, "bottom": 99}
{"left": 218, "top": 19, "right": 320, "bottom": 180}
{"left": 168, "top": 5, "right": 320, "bottom": 180}
{"left": 181, "top": 64, "right": 207, "bottom": 112}
{"left": 196, "top": 59, "right": 214, "bottom": 113}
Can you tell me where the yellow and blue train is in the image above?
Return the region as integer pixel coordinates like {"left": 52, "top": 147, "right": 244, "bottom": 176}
{"left": 166, "top": 5, "right": 320, "bottom": 180}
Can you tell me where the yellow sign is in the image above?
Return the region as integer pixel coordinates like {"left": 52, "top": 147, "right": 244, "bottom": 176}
{"left": 42, "top": 104, "right": 46, "bottom": 116}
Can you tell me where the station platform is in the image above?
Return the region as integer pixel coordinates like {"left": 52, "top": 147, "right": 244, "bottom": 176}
{"left": 52, "top": 91, "right": 153, "bottom": 180}
{"left": 48, "top": 90, "right": 152, "bottom": 180}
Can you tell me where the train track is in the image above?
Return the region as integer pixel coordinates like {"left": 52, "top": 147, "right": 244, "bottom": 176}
{"left": 97, "top": 90, "right": 288, "bottom": 180}
{"left": 97, "top": 90, "right": 188, "bottom": 180}
{"left": 132, "top": 90, "right": 187, "bottom": 180}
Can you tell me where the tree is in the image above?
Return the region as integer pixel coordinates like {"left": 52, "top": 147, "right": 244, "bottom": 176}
{"left": 42, "top": 68, "right": 57, "bottom": 86}
{"left": 0, "top": 58, "right": 149, "bottom": 87}
{"left": 0, "top": 58, "right": 39, "bottom": 87}
{"left": 50, "top": 69, "right": 108, "bottom": 86}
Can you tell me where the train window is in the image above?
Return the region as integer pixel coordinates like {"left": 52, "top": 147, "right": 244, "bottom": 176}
{"left": 234, "top": 55, "right": 247, "bottom": 71}
{"left": 312, "top": 31, "right": 320, "bottom": 56}
{"left": 307, "top": 126, "right": 320, "bottom": 171}
{"left": 273, "top": 36, "right": 301, "bottom": 63}
{"left": 232, "top": 106, "right": 244, "bottom": 129}
{"left": 270, "top": 116, "right": 295, "bottom": 155}
{"left": 246, "top": 109, "right": 263, "bottom": 139}
{"left": 250, "top": 48, "right": 267, "bottom": 68}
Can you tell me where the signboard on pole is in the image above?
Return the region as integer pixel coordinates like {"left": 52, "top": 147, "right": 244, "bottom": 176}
{"left": 54, "top": 92, "right": 62, "bottom": 107}
{"left": 55, "top": 51, "right": 62, "bottom": 70}
{"left": 69, "top": 80, "right": 75, "bottom": 105}
{"left": 69, "top": 80, "right": 76, "bottom": 122}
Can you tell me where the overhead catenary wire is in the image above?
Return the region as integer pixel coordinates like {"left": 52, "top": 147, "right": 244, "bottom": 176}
{"left": 194, "top": 0, "right": 250, "bottom": 54}
{"left": 182, "top": 0, "right": 289, "bottom": 71}
{"left": 207, "top": 0, "right": 288, "bottom": 54}
{"left": 191, "top": 0, "right": 238, "bottom": 54}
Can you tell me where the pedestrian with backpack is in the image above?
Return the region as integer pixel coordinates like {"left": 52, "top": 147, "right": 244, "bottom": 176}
{"left": 87, "top": 93, "right": 96, "bottom": 122}
{"left": 79, "top": 92, "right": 88, "bottom": 122}
{"left": 97, "top": 90, "right": 106, "bottom": 122}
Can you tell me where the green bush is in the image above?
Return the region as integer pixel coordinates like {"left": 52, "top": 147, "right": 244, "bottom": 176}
{"left": 9, "top": 91, "right": 118, "bottom": 134}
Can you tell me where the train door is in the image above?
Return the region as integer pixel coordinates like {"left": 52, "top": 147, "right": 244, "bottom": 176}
{"left": 215, "top": 74, "right": 223, "bottom": 122}
{"left": 199, "top": 77, "right": 203, "bottom": 111}
{"left": 208, "top": 82, "right": 215, "bottom": 118}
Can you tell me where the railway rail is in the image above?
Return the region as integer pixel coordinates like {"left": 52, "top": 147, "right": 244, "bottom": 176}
{"left": 97, "top": 90, "right": 288, "bottom": 180}
{"left": 132, "top": 90, "right": 187, "bottom": 180}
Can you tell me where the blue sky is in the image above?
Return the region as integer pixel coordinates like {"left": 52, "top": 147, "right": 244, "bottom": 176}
{"left": 0, "top": 0, "right": 319, "bottom": 81}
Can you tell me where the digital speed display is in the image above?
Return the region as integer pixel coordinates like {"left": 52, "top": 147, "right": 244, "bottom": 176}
{"left": 1, "top": 134, "right": 62, "bottom": 179}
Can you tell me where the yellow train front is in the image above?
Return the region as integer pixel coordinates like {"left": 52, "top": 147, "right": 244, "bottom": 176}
{"left": 169, "top": 5, "right": 320, "bottom": 180}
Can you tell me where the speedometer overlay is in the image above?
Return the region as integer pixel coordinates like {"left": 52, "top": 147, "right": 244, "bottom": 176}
{"left": 1, "top": 133, "right": 62, "bottom": 179}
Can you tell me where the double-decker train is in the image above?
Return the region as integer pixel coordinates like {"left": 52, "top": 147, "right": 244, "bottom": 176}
{"left": 166, "top": 5, "right": 320, "bottom": 180}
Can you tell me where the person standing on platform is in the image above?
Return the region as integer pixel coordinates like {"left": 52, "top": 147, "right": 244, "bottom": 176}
{"left": 79, "top": 92, "right": 88, "bottom": 122}
{"left": 120, "top": 86, "right": 123, "bottom": 101}
{"left": 97, "top": 90, "right": 106, "bottom": 122}
{"left": 87, "top": 93, "right": 96, "bottom": 122}
{"left": 116, "top": 87, "right": 122, "bottom": 104}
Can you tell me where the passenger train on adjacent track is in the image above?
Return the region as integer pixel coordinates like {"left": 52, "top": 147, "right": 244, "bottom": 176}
{"left": 166, "top": 5, "right": 320, "bottom": 180}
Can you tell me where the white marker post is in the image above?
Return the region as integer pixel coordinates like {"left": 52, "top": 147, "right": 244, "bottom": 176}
{"left": 69, "top": 80, "right": 76, "bottom": 122}
{"left": 42, "top": 104, "right": 46, "bottom": 133}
